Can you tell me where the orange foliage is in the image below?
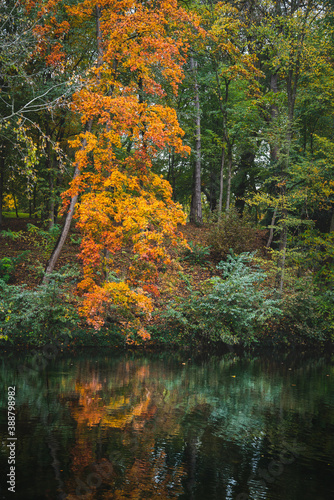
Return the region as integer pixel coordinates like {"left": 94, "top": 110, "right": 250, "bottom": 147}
{"left": 25, "top": 0, "right": 70, "bottom": 69}
{"left": 55, "top": 0, "right": 198, "bottom": 333}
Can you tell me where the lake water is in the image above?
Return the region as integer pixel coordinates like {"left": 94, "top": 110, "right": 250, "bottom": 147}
{"left": 0, "top": 348, "right": 333, "bottom": 500}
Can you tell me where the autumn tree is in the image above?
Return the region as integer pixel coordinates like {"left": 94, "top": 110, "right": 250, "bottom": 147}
{"left": 41, "top": 0, "right": 198, "bottom": 336}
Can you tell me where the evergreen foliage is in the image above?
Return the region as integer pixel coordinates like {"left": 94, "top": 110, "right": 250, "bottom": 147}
{"left": 162, "top": 252, "right": 283, "bottom": 345}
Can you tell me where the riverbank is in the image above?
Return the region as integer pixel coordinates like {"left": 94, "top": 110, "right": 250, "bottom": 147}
{"left": 0, "top": 216, "right": 333, "bottom": 349}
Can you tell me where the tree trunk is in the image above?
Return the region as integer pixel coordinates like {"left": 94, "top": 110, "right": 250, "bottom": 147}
{"left": 266, "top": 208, "right": 277, "bottom": 248}
{"left": 209, "top": 168, "right": 217, "bottom": 212}
{"left": 270, "top": 72, "right": 279, "bottom": 164}
{"left": 48, "top": 171, "right": 55, "bottom": 229}
{"left": 43, "top": 117, "right": 93, "bottom": 281}
{"left": 167, "top": 151, "right": 176, "bottom": 201}
{"left": 235, "top": 150, "right": 255, "bottom": 215}
{"left": 276, "top": 202, "right": 288, "bottom": 291}
{"left": 218, "top": 147, "right": 225, "bottom": 217}
{"left": 189, "top": 56, "right": 202, "bottom": 225}
{"left": 278, "top": 221, "right": 287, "bottom": 292}
{"left": 32, "top": 184, "right": 37, "bottom": 218}
{"left": 225, "top": 149, "right": 232, "bottom": 213}
{"left": 12, "top": 189, "right": 19, "bottom": 218}
{"left": 43, "top": 165, "right": 80, "bottom": 281}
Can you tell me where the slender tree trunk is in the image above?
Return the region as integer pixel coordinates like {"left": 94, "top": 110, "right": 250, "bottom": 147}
{"left": 269, "top": 70, "right": 287, "bottom": 288}
{"left": 266, "top": 208, "right": 277, "bottom": 248}
{"left": 209, "top": 169, "right": 217, "bottom": 211}
{"left": 43, "top": 166, "right": 80, "bottom": 280}
{"left": 43, "top": 125, "right": 92, "bottom": 281}
{"left": 235, "top": 150, "right": 255, "bottom": 215}
{"left": 32, "top": 184, "right": 37, "bottom": 217}
{"left": 225, "top": 149, "right": 232, "bottom": 213}
{"left": 189, "top": 56, "right": 202, "bottom": 224}
{"left": 218, "top": 147, "right": 225, "bottom": 217}
{"left": 49, "top": 153, "right": 60, "bottom": 228}
{"left": 45, "top": 123, "right": 55, "bottom": 229}
{"left": 12, "top": 189, "right": 19, "bottom": 217}
{"left": 167, "top": 151, "right": 176, "bottom": 201}
{"left": 278, "top": 218, "right": 287, "bottom": 292}
{"left": 270, "top": 72, "right": 279, "bottom": 164}
{"left": 48, "top": 171, "right": 55, "bottom": 229}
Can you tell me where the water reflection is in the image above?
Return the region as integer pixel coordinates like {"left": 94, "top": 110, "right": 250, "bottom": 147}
{"left": 0, "top": 349, "right": 333, "bottom": 499}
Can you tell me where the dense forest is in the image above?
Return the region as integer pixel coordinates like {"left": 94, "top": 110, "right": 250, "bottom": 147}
{"left": 0, "top": 0, "right": 334, "bottom": 347}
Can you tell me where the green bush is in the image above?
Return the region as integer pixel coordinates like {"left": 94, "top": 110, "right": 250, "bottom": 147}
{"left": 208, "top": 208, "right": 266, "bottom": 260}
{"left": 0, "top": 252, "right": 30, "bottom": 283}
{"left": 250, "top": 269, "right": 331, "bottom": 343}
{"left": 162, "top": 251, "right": 282, "bottom": 345}
{"left": 0, "top": 266, "right": 80, "bottom": 345}
{"left": 0, "top": 257, "right": 14, "bottom": 283}
{"left": 269, "top": 284, "right": 322, "bottom": 342}
{"left": 0, "top": 229, "right": 24, "bottom": 240}
{"left": 181, "top": 241, "right": 211, "bottom": 265}
{"left": 0, "top": 265, "right": 127, "bottom": 347}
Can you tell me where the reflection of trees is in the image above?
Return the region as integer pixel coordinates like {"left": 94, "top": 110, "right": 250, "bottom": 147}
{"left": 63, "top": 361, "right": 189, "bottom": 498}
{"left": 0, "top": 351, "right": 334, "bottom": 499}
{"left": 61, "top": 353, "right": 334, "bottom": 499}
{"left": 105, "top": 448, "right": 185, "bottom": 499}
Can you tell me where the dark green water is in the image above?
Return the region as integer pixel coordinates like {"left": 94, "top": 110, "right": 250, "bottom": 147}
{"left": 0, "top": 348, "right": 333, "bottom": 500}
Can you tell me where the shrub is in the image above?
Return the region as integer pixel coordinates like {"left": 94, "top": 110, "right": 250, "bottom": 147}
{"left": 0, "top": 229, "right": 24, "bottom": 240}
{"left": 162, "top": 251, "right": 282, "bottom": 345}
{"left": 208, "top": 208, "right": 266, "bottom": 260}
{"left": 181, "top": 241, "right": 211, "bottom": 265}
{"left": 265, "top": 283, "right": 325, "bottom": 343}
{"left": 0, "top": 252, "right": 30, "bottom": 283}
{"left": 69, "top": 234, "right": 82, "bottom": 245}
{"left": 0, "top": 257, "right": 14, "bottom": 283}
{"left": 0, "top": 266, "right": 80, "bottom": 345}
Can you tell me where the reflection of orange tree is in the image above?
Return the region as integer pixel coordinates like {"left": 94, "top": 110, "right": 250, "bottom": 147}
{"left": 64, "top": 361, "right": 191, "bottom": 498}
{"left": 65, "top": 367, "right": 157, "bottom": 493}
{"left": 67, "top": 378, "right": 104, "bottom": 475}
{"left": 70, "top": 382, "right": 154, "bottom": 430}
